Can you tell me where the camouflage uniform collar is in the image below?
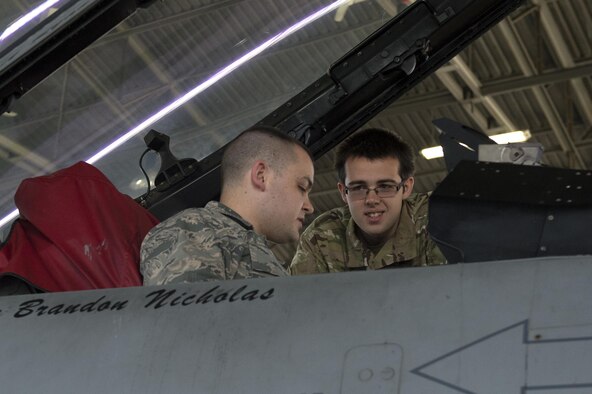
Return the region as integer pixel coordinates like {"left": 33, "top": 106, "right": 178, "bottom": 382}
{"left": 344, "top": 198, "right": 418, "bottom": 270}
{"left": 205, "top": 201, "right": 254, "bottom": 231}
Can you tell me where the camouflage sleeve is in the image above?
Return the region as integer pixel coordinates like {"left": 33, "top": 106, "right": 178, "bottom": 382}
{"left": 290, "top": 231, "right": 329, "bottom": 275}
{"left": 141, "top": 228, "right": 231, "bottom": 285}
{"left": 422, "top": 233, "right": 447, "bottom": 266}
{"left": 140, "top": 212, "right": 233, "bottom": 285}
{"left": 411, "top": 193, "right": 447, "bottom": 266}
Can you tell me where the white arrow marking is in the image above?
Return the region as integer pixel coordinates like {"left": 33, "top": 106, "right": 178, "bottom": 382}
{"left": 411, "top": 320, "right": 592, "bottom": 393}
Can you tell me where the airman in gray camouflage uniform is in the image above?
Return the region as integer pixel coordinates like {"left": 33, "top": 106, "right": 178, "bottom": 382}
{"left": 141, "top": 126, "right": 314, "bottom": 285}
{"left": 291, "top": 128, "right": 445, "bottom": 275}
{"left": 141, "top": 201, "right": 287, "bottom": 284}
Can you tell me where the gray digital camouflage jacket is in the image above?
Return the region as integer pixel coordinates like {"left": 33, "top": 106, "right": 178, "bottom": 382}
{"left": 141, "top": 201, "right": 287, "bottom": 285}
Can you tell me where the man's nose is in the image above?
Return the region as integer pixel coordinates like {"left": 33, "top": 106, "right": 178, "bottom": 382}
{"left": 364, "top": 188, "right": 381, "bottom": 204}
{"left": 303, "top": 196, "right": 314, "bottom": 214}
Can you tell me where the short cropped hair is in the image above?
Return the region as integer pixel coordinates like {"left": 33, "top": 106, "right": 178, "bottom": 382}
{"left": 221, "top": 126, "right": 312, "bottom": 187}
{"left": 334, "top": 128, "right": 415, "bottom": 183}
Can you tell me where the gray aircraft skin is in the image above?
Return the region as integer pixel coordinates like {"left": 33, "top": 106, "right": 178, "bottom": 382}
{"left": 1, "top": 256, "right": 591, "bottom": 393}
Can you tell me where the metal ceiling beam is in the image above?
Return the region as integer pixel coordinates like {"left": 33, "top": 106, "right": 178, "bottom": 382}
{"left": 335, "top": 0, "right": 399, "bottom": 22}
{"left": 531, "top": 0, "right": 592, "bottom": 126}
{"left": 118, "top": 26, "right": 209, "bottom": 128}
{"left": 450, "top": 55, "right": 518, "bottom": 131}
{"left": 339, "top": 62, "right": 592, "bottom": 115}
{"left": 435, "top": 67, "right": 489, "bottom": 131}
{"left": 25, "top": 60, "right": 140, "bottom": 172}
{"left": 481, "top": 63, "right": 592, "bottom": 96}
{"left": 451, "top": 56, "right": 517, "bottom": 131}
{"left": 94, "top": 0, "right": 245, "bottom": 47}
{"left": 384, "top": 90, "right": 455, "bottom": 114}
{"left": 70, "top": 61, "right": 135, "bottom": 127}
{"left": 497, "top": 17, "right": 586, "bottom": 168}
{"left": 0, "top": 134, "right": 53, "bottom": 173}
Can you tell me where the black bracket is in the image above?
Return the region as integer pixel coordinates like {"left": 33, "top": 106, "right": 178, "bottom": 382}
{"left": 144, "top": 130, "right": 198, "bottom": 192}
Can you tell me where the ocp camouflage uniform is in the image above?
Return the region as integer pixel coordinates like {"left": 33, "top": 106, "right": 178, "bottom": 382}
{"left": 141, "top": 201, "right": 287, "bottom": 285}
{"left": 290, "top": 193, "right": 446, "bottom": 274}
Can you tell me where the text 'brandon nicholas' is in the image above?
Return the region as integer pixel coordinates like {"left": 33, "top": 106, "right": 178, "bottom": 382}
{"left": 8, "top": 284, "right": 275, "bottom": 318}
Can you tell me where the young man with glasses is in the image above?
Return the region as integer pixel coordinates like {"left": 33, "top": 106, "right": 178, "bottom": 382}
{"left": 290, "top": 128, "right": 445, "bottom": 274}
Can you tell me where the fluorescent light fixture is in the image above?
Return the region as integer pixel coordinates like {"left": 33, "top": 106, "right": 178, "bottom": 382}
{"left": 0, "top": 0, "right": 62, "bottom": 41}
{"left": 0, "top": 0, "right": 350, "bottom": 230}
{"left": 1, "top": 111, "right": 18, "bottom": 118}
{"left": 490, "top": 130, "right": 531, "bottom": 144}
{"left": 420, "top": 130, "right": 531, "bottom": 160}
{"left": 420, "top": 146, "right": 443, "bottom": 160}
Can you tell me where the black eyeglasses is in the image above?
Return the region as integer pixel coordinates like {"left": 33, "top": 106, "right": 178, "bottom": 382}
{"left": 344, "top": 181, "right": 405, "bottom": 201}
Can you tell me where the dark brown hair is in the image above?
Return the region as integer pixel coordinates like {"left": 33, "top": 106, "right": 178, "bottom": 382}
{"left": 334, "top": 128, "right": 415, "bottom": 183}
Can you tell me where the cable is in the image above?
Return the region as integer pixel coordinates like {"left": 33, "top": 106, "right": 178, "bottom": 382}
{"left": 429, "top": 234, "right": 465, "bottom": 264}
{"left": 139, "top": 148, "right": 152, "bottom": 196}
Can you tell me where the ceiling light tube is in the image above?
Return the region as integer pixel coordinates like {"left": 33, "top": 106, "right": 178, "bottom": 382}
{"left": 420, "top": 146, "right": 444, "bottom": 160}
{"left": 490, "top": 130, "right": 531, "bottom": 144}
{"left": 0, "top": 0, "right": 62, "bottom": 41}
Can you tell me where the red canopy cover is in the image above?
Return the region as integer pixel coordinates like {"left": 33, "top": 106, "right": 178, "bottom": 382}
{"left": 0, "top": 162, "right": 159, "bottom": 292}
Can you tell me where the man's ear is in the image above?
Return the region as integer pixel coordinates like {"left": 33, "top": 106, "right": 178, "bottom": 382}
{"left": 337, "top": 182, "right": 348, "bottom": 204}
{"left": 251, "top": 160, "right": 267, "bottom": 191}
{"left": 402, "top": 176, "right": 415, "bottom": 199}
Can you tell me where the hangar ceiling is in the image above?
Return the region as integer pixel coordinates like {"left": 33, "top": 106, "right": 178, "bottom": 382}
{"left": 0, "top": 0, "right": 591, "bottom": 262}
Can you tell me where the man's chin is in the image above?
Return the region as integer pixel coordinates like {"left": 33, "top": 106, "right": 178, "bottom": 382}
{"left": 358, "top": 226, "right": 392, "bottom": 243}
{"left": 271, "top": 234, "right": 298, "bottom": 245}
{"left": 359, "top": 225, "right": 386, "bottom": 236}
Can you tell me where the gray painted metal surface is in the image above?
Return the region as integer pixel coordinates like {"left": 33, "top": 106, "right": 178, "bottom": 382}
{"left": 1, "top": 256, "right": 591, "bottom": 393}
